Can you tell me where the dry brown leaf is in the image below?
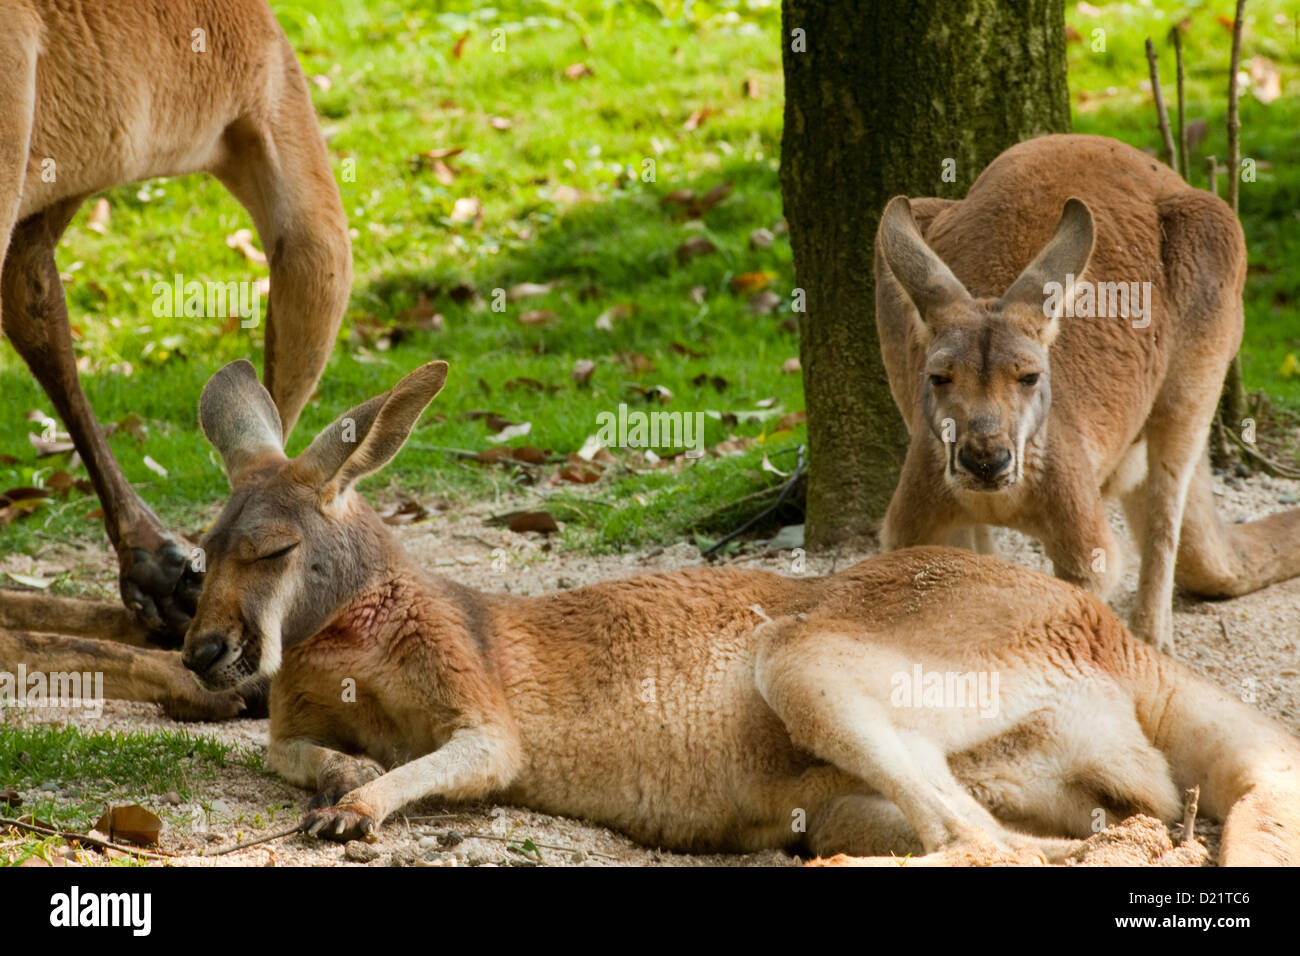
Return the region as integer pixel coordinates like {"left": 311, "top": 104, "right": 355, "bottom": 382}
{"left": 508, "top": 511, "right": 559, "bottom": 534}
{"left": 742, "top": 78, "right": 761, "bottom": 99}
{"left": 572, "top": 359, "right": 596, "bottom": 385}
{"left": 732, "top": 271, "right": 775, "bottom": 295}
{"left": 670, "top": 342, "right": 706, "bottom": 359}
{"left": 595, "top": 303, "right": 637, "bottom": 330}
{"left": 782, "top": 357, "right": 802, "bottom": 374}
{"left": 618, "top": 352, "right": 656, "bottom": 375}
{"left": 92, "top": 805, "right": 161, "bottom": 847}
{"left": 771, "top": 410, "right": 808, "bottom": 434}
{"left": 676, "top": 236, "right": 717, "bottom": 265}
{"left": 684, "top": 107, "right": 716, "bottom": 131}
{"left": 489, "top": 116, "right": 513, "bottom": 131}
{"left": 563, "top": 62, "right": 594, "bottom": 80}
{"left": 750, "top": 290, "right": 783, "bottom": 315}
{"left": 518, "top": 308, "right": 556, "bottom": 326}
{"left": 452, "top": 32, "right": 470, "bottom": 59}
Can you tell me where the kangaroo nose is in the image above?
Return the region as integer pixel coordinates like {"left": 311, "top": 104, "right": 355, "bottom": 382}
{"left": 957, "top": 446, "right": 1012, "bottom": 482}
{"left": 183, "top": 633, "right": 226, "bottom": 674}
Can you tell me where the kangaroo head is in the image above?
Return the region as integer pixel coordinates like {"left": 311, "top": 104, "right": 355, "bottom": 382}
{"left": 878, "top": 196, "right": 1094, "bottom": 491}
{"left": 181, "top": 358, "right": 449, "bottom": 690}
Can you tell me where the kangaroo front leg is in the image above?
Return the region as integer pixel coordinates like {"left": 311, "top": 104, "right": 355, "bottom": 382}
{"left": 302, "top": 727, "right": 521, "bottom": 842}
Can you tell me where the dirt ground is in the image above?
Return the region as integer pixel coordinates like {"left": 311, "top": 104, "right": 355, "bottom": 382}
{"left": 3, "top": 465, "right": 1298, "bottom": 867}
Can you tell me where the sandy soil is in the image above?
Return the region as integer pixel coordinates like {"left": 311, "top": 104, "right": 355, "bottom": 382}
{"left": 3, "top": 466, "right": 1298, "bottom": 867}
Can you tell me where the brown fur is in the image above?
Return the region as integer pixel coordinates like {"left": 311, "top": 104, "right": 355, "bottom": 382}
{"left": 0, "top": 0, "right": 351, "bottom": 637}
{"left": 160, "top": 359, "right": 1300, "bottom": 865}
{"left": 875, "top": 134, "right": 1300, "bottom": 650}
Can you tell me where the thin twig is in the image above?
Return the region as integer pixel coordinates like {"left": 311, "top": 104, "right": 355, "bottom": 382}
{"left": 0, "top": 816, "right": 173, "bottom": 860}
{"left": 1170, "top": 25, "right": 1190, "bottom": 181}
{"left": 1228, "top": 0, "right": 1246, "bottom": 215}
{"left": 1181, "top": 785, "right": 1201, "bottom": 844}
{"left": 1219, "top": 615, "right": 1233, "bottom": 645}
{"left": 702, "top": 445, "right": 805, "bottom": 557}
{"left": 200, "top": 822, "right": 307, "bottom": 857}
{"left": 1206, "top": 155, "right": 1219, "bottom": 197}
{"left": 1145, "top": 38, "right": 1177, "bottom": 170}
{"left": 1225, "top": 426, "right": 1300, "bottom": 479}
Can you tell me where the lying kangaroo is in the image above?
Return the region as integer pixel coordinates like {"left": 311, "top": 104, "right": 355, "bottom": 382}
{"left": 165, "top": 358, "right": 1299, "bottom": 864}
{"left": 0, "top": 0, "right": 351, "bottom": 639}
{"left": 875, "top": 134, "right": 1300, "bottom": 650}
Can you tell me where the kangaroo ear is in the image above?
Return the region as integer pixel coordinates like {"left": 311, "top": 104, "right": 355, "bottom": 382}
{"left": 876, "top": 196, "right": 972, "bottom": 323}
{"left": 199, "top": 360, "right": 286, "bottom": 486}
{"left": 999, "top": 197, "right": 1095, "bottom": 342}
{"left": 294, "top": 360, "right": 449, "bottom": 503}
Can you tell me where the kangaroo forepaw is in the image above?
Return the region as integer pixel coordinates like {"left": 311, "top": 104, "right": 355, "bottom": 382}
{"left": 119, "top": 538, "right": 203, "bottom": 644}
{"left": 311, "top": 755, "right": 384, "bottom": 808}
{"left": 304, "top": 800, "right": 378, "bottom": 843}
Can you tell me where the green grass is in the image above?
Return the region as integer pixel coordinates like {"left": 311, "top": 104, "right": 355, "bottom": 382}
{"left": 0, "top": 0, "right": 1296, "bottom": 572}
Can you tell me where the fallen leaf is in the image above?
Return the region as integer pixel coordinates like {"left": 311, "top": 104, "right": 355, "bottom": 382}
{"left": 92, "top": 805, "right": 161, "bottom": 847}
{"left": 1214, "top": 13, "right": 1234, "bottom": 32}
{"left": 670, "top": 342, "right": 706, "bottom": 359}
{"left": 519, "top": 308, "right": 556, "bottom": 326}
{"left": 732, "top": 271, "right": 775, "bottom": 295}
{"left": 750, "top": 290, "right": 783, "bottom": 315}
{"left": 595, "top": 303, "right": 637, "bottom": 330}
{"left": 450, "top": 196, "right": 482, "bottom": 225}
{"left": 379, "top": 498, "right": 430, "bottom": 525}
{"left": 117, "top": 412, "right": 147, "bottom": 445}
{"left": 142, "top": 455, "right": 168, "bottom": 478}
{"left": 749, "top": 227, "right": 775, "bottom": 249}
{"left": 676, "top": 236, "right": 718, "bottom": 265}
{"left": 742, "top": 78, "right": 761, "bottom": 99}
{"left": 7, "top": 572, "right": 55, "bottom": 589}
{"left": 0, "top": 789, "right": 21, "bottom": 808}
{"left": 452, "top": 32, "right": 470, "bottom": 59}
{"left": 771, "top": 410, "right": 808, "bottom": 434}
{"left": 618, "top": 353, "right": 657, "bottom": 375}
{"left": 225, "top": 228, "right": 267, "bottom": 267}
{"left": 487, "top": 421, "right": 533, "bottom": 444}
{"left": 86, "top": 198, "right": 111, "bottom": 235}
{"left": 782, "top": 357, "right": 802, "bottom": 374}
{"left": 511, "top": 446, "right": 547, "bottom": 465}
{"left": 1250, "top": 56, "right": 1282, "bottom": 104}
{"left": 1281, "top": 353, "right": 1300, "bottom": 379}
{"left": 691, "top": 373, "right": 728, "bottom": 393}
{"left": 508, "top": 512, "right": 559, "bottom": 534}
{"left": 684, "top": 107, "right": 716, "bottom": 131}
{"left": 563, "top": 62, "right": 594, "bottom": 80}
{"left": 489, "top": 116, "right": 513, "bottom": 131}
{"left": 28, "top": 432, "right": 75, "bottom": 456}
{"left": 310, "top": 74, "right": 332, "bottom": 92}
{"left": 572, "top": 359, "right": 596, "bottom": 385}
{"left": 507, "top": 281, "right": 560, "bottom": 301}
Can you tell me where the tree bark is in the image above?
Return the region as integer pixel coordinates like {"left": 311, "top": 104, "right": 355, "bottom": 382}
{"left": 781, "top": 0, "right": 1071, "bottom": 548}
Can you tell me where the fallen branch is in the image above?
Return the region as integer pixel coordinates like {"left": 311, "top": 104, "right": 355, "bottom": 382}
{"left": 1181, "top": 785, "right": 1201, "bottom": 845}
{"left": 200, "top": 822, "right": 307, "bottom": 857}
{"left": 1225, "top": 426, "right": 1300, "bottom": 479}
{"left": 1171, "top": 25, "right": 1190, "bottom": 181}
{"left": 702, "top": 445, "right": 805, "bottom": 557}
{"left": 0, "top": 816, "right": 173, "bottom": 860}
{"left": 1145, "top": 38, "right": 1178, "bottom": 170}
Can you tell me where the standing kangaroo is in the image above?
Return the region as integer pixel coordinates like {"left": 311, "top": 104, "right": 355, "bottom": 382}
{"left": 159, "top": 358, "right": 1299, "bottom": 865}
{"left": 875, "top": 134, "right": 1300, "bottom": 650}
{"left": 0, "top": 0, "right": 351, "bottom": 639}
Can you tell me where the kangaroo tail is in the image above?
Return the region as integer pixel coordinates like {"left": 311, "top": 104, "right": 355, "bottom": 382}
{"left": 1175, "top": 455, "right": 1300, "bottom": 598}
{"left": 1132, "top": 649, "right": 1300, "bottom": 865}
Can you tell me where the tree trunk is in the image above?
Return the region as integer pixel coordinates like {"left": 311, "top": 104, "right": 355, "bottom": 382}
{"left": 781, "top": 0, "right": 1071, "bottom": 548}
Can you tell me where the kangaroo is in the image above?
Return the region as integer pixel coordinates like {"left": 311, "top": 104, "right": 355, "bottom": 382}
{"left": 874, "top": 133, "right": 1300, "bottom": 651}
{"left": 0, "top": 0, "right": 351, "bottom": 640}
{"left": 158, "top": 357, "right": 1300, "bottom": 865}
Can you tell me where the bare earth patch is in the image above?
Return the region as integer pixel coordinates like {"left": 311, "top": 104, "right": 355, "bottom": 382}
{"left": 4, "top": 467, "right": 1298, "bottom": 867}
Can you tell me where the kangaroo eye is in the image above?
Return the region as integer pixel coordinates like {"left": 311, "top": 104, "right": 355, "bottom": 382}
{"left": 1019, "top": 373, "right": 1041, "bottom": 386}
{"left": 929, "top": 374, "right": 952, "bottom": 387}
{"left": 261, "top": 543, "right": 299, "bottom": 561}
